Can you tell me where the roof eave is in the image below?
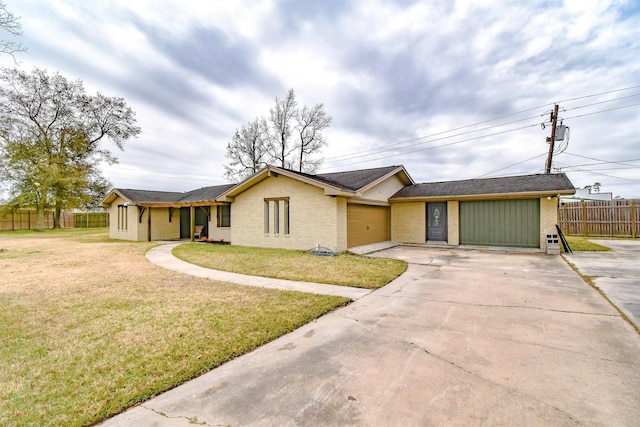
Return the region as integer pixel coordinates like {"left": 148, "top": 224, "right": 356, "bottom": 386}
{"left": 390, "top": 189, "right": 576, "bottom": 202}
{"left": 357, "top": 166, "right": 415, "bottom": 193}
{"left": 101, "top": 189, "right": 131, "bottom": 208}
{"left": 216, "top": 168, "right": 272, "bottom": 202}
{"left": 217, "top": 166, "right": 356, "bottom": 201}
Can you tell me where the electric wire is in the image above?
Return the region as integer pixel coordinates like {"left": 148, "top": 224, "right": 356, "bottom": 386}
{"left": 557, "top": 158, "right": 640, "bottom": 169}
{"left": 323, "top": 114, "right": 541, "bottom": 165}
{"left": 474, "top": 153, "right": 548, "bottom": 178}
{"left": 562, "top": 93, "right": 640, "bottom": 112}
{"left": 554, "top": 161, "right": 638, "bottom": 181}
{"left": 322, "top": 89, "right": 639, "bottom": 168}
{"left": 563, "top": 152, "right": 640, "bottom": 167}
{"left": 323, "top": 123, "right": 538, "bottom": 168}
{"left": 554, "top": 85, "right": 640, "bottom": 104}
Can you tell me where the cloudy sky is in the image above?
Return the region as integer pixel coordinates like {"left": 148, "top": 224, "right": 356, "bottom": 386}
{"left": 3, "top": 0, "right": 639, "bottom": 197}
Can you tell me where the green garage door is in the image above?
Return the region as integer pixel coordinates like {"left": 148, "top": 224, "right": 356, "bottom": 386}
{"left": 460, "top": 199, "right": 540, "bottom": 248}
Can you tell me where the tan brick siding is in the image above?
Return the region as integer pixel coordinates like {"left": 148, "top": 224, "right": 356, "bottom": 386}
{"left": 149, "top": 207, "right": 180, "bottom": 240}
{"left": 447, "top": 201, "right": 460, "bottom": 245}
{"left": 540, "top": 197, "right": 559, "bottom": 251}
{"left": 391, "top": 202, "right": 425, "bottom": 244}
{"left": 231, "top": 175, "right": 346, "bottom": 251}
{"left": 108, "top": 196, "right": 140, "bottom": 241}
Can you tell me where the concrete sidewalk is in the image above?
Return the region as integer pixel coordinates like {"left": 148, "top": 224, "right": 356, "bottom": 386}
{"left": 103, "top": 245, "right": 640, "bottom": 426}
{"left": 564, "top": 239, "right": 640, "bottom": 329}
{"left": 146, "top": 242, "right": 371, "bottom": 300}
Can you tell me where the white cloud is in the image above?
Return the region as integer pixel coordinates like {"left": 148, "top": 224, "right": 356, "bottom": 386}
{"left": 4, "top": 0, "right": 639, "bottom": 197}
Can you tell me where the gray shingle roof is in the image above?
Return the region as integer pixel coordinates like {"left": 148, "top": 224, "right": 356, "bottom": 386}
{"left": 316, "top": 166, "right": 403, "bottom": 190}
{"left": 116, "top": 184, "right": 234, "bottom": 204}
{"left": 280, "top": 166, "right": 404, "bottom": 191}
{"left": 116, "top": 189, "right": 183, "bottom": 204}
{"left": 392, "top": 173, "right": 575, "bottom": 199}
{"left": 180, "top": 184, "right": 235, "bottom": 202}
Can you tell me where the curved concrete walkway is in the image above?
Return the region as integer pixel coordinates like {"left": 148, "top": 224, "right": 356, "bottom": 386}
{"left": 104, "top": 244, "right": 640, "bottom": 426}
{"left": 145, "top": 242, "right": 371, "bottom": 300}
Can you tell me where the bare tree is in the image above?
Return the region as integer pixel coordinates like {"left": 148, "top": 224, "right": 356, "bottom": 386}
{"left": 295, "top": 103, "right": 331, "bottom": 173}
{"left": 224, "top": 117, "right": 270, "bottom": 182}
{"left": 267, "top": 88, "right": 298, "bottom": 168}
{"left": 0, "top": 1, "right": 26, "bottom": 60}
{"left": 224, "top": 88, "right": 332, "bottom": 181}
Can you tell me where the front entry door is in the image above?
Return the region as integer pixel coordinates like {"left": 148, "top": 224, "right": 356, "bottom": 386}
{"left": 427, "top": 203, "right": 447, "bottom": 241}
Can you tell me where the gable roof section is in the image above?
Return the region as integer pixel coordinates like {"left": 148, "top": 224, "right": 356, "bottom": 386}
{"left": 218, "top": 165, "right": 414, "bottom": 201}
{"left": 391, "top": 173, "right": 575, "bottom": 200}
{"left": 315, "top": 165, "right": 414, "bottom": 191}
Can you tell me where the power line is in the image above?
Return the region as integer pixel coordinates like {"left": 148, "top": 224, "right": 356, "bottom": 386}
{"left": 562, "top": 93, "right": 640, "bottom": 113}
{"left": 328, "top": 102, "right": 638, "bottom": 169}
{"left": 323, "top": 113, "right": 542, "bottom": 163}
{"left": 554, "top": 162, "right": 639, "bottom": 181}
{"left": 474, "top": 152, "right": 548, "bottom": 178}
{"left": 555, "top": 85, "right": 640, "bottom": 104}
{"left": 324, "top": 114, "right": 541, "bottom": 166}
{"left": 557, "top": 158, "right": 640, "bottom": 169}
{"left": 319, "top": 86, "right": 640, "bottom": 171}
{"left": 324, "top": 123, "right": 538, "bottom": 168}
{"left": 563, "top": 152, "right": 640, "bottom": 167}
{"left": 562, "top": 102, "right": 640, "bottom": 121}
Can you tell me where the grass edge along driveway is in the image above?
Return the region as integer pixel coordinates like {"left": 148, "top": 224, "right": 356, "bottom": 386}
{"left": 172, "top": 243, "right": 408, "bottom": 289}
{"left": 0, "top": 229, "right": 353, "bottom": 427}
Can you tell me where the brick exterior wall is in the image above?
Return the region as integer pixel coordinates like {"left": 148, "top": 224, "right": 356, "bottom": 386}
{"left": 447, "top": 200, "right": 460, "bottom": 245}
{"left": 540, "top": 196, "right": 559, "bottom": 251}
{"left": 149, "top": 207, "right": 180, "bottom": 240}
{"left": 390, "top": 202, "right": 425, "bottom": 244}
{"left": 230, "top": 174, "right": 347, "bottom": 251}
{"left": 108, "top": 195, "right": 140, "bottom": 241}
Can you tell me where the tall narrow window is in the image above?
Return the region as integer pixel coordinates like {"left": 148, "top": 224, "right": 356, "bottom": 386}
{"left": 117, "top": 205, "right": 128, "bottom": 231}
{"left": 264, "top": 197, "right": 290, "bottom": 236}
{"left": 274, "top": 200, "right": 280, "bottom": 235}
{"left": 284, "top": 200, "right": 290, "bottom": 235}
{"left": 217, "top": 204, "right": 231, "bottom": 227}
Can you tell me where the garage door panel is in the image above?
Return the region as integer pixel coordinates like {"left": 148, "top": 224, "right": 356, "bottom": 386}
{"left": 460, "top": 200, "right": 540, "bottom": 248}
{"left": 347, "top": 205, "right": 390, "bottom": 248}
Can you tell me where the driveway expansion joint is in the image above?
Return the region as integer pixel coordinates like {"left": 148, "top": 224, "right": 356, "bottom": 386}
{"left": 141, "top": 404, "right": 217, "bottom": 426}
{"left": 409, "top": 341, "right": 581, "bottom": 424}
{"left": 379, "top": 294, "right": 619, "bottom": 317}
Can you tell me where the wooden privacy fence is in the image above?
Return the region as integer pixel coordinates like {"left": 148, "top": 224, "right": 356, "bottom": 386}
{"left": 558, "top": 200, "right": 639, "bottom": 238}
{"left": 0, "top": 210, "right": 109, "bottom": 231}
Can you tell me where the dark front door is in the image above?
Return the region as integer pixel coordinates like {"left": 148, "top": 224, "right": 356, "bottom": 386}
{"left": 180, "top": 207, "right": 190, "bottom": 238}
{"left": 427, "top": 202, "right": 447, "bottom": 241}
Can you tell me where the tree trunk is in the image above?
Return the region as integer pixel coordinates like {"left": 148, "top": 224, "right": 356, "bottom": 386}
{"left": 54, "top": 204, "right": 62, "bottom": 229}
{"left": 35, "top": 201, "right": 46, "bottom": 231}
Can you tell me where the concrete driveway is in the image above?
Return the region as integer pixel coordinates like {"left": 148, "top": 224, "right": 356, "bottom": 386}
{"left": 564, "top": 239, "right": 640, "bottom": 329}
{"left": 102, "top": 246, "right": 640, "bottom": 426}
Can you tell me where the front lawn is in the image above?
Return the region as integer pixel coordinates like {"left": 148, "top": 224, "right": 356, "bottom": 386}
{"left": 564, "top": 235, "right": 612, "bottom": 252}
{"left": 172, "top": 243, "right": 408, "bottom": 289}
{"left": 0, "top": 229, "right": 348, "bottom": 427}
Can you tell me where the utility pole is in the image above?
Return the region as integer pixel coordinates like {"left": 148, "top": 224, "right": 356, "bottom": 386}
{"left": 545, "top": 104, "right": 559, "bottom": 174}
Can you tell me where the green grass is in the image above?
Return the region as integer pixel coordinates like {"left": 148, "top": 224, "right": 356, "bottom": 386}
{"left": 173, "top": 243, "right": 408, "bottom": 289}
{"left": 564, "top": 235, "right": 612, "bottom": 252}
{"left": 0, "top": 229, "right": 349, "bottom": 426}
